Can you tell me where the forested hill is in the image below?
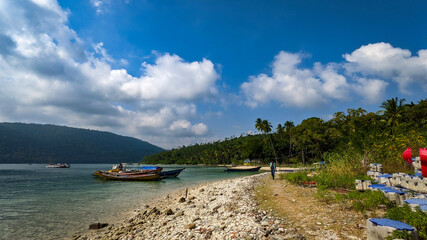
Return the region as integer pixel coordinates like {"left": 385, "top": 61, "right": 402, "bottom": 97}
{"left": 143, "top": 98, "right": 426, "bottom": 169}
{"left": 0, "top": 123, "right": 164, "bottom": 164}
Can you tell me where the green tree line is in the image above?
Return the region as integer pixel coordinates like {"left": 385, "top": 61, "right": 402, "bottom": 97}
{"left": 143, "top": 98, "right": 426, "bottom": 171}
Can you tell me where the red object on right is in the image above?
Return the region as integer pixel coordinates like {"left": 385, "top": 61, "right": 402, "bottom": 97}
{"left": 420, "top": 148, "right": 427, "bottom": 177}
{"left": 402, "top": 147, "right": 413, "bottom": 165}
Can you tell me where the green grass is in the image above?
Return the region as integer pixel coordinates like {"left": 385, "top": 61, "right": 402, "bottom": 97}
{"left": 315, "top": 187, "right": 393, "bottom": 213}
{"left": 279, "top": 171, "right": 311, "bottom": 184}
{"left": 280, "top": 170, "right": 393, "bottom": 213}
{"left": 385, "top": 205, "right": 427, "bottom": 240}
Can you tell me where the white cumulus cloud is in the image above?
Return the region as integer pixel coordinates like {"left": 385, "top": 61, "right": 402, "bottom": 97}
{"left": 120, "top": 53, "right": 219, "bottom": 101}
{"left": 0, "top": 0, "right": 219, "bottom": 148}
{"left": 242, "top": 42, "right": 427, "bottom": 108}
{"left": 344, "top": 42, "right": 427, "bottom": 93}
{"left": 241, "top": 51, "right": 348, "bottom": 108}
{"left": 169, "top": 120, "right": 208, "bottom": 137}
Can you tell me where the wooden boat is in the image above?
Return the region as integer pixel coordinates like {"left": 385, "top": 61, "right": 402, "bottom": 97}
{"left": 46, "top": 163, "right": 70, "bottom": 168}
{"left": 159, "top": 168, "right": 185, "bottom": 179}
{"left": 108, "top": 165, "right": 162, "bottom": 173}
{"left": 93, "top": 171, "right": 160, "bottom": 181}
{"left": 225, "top": 166, "right": 261, "bottom": 172}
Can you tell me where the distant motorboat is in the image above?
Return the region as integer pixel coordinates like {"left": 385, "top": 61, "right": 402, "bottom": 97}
{"left": 46, "top": 163, "right": 70, "bottom": 168}
{"left": 225, "top": 166, "right": 261, "bottom": 172}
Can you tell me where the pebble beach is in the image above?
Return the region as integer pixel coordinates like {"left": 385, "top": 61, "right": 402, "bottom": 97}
{"left": 74, "top": 173, "right": 302, "bottom": 240}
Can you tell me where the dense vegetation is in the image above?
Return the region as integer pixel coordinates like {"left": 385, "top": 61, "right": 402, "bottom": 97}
{"left": 144, "top": 98, "right": 426, "bottom": 172}
{"left": 0, "top": 123, "right": 163, "bottom": 163}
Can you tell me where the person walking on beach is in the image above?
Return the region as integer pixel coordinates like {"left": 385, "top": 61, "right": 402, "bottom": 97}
{"left": 270, "top": 160, "right": 276, "bottom": 180}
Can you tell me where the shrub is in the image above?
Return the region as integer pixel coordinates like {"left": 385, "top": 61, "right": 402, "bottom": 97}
{"left": 385, "top": 205, "right": 427, "bottom": 240}
{"left": 315, "top": 189, "right": 393, "bottom": 213}
{"left": 311, "top": 151, "right": 370, "bottom": 189}
{"left": 279, "top": 171, "right": 311, "bottom": 184}
{"left": 346, "top": 190, "right": 393, "bottom": 212}
{"left": 385, "top": 230, "right": 412, "bottom": 240}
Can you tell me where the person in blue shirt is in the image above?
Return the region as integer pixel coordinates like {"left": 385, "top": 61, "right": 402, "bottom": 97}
{"left": 270, "top": 160, "right": 276, "bottom": 180}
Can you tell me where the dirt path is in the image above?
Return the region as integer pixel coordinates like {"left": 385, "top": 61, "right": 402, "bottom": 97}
{"left": 255, "top": 175, "right": 370, "bottom": 239}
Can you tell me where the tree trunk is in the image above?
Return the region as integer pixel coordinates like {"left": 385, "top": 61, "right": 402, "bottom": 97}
{"left": 301, "top": 149, "right": 305, "bottom": 165}
{"left": 268, "top": 134, "right": 278, "bottom": 165}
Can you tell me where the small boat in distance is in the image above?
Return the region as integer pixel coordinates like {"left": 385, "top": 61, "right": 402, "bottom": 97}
{"left": 46, "top": 163, "right": 70, "bottom": 168}
{"left": 225, "top": 166, "right": 261, "bottom": 172}
{"left": 159, "top": 168, "right": 185, "bottom": 179}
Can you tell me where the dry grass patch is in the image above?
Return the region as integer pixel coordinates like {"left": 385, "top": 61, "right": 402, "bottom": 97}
{"left": 254, "top": 175, "right": 372, "bottom": 239}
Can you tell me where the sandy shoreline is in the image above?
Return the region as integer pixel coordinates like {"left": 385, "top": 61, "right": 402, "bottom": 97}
{"left": 73, "top": 173, "right": 300, "bottom": 240}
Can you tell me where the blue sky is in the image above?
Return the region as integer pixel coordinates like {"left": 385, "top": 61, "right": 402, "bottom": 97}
{"left": 0, "top": 0, "right": 426, "bottom": 148}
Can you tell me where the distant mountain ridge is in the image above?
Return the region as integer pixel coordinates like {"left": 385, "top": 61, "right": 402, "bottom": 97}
{"left": 0, "top": 122, "right": 164, "bottom": 163}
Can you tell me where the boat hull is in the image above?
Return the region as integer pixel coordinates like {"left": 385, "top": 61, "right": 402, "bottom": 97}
{"left": 159, "top": 168, "right": 185, "bottom": 179}
{"left": 46, "top": 163, "right": 70, "bottom": 168}
{"left": 225, "top": 166, "right": 261, "bottom": 172}
{"left": 93, "top": 171, "right": 160, "bottom": 181}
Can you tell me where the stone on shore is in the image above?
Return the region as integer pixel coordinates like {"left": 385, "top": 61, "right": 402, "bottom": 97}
{"left": 88, "top": 223, "right": 108, "bottom": 230}
{"left": 76, "top": 173, "right": 299, "bottom": 240}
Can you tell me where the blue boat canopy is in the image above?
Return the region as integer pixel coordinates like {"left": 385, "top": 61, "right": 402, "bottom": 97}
{"left": 140, "top": 166, "right": 160, "bottom": 170}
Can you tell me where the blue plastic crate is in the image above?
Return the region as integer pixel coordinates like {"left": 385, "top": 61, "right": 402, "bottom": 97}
{"left": 368, "top": 184, "right": 386, "bottom": 189}
{"left": 380, "top": 187, "right": 406, "bottom": 194}
{"left": 404, "top": 199, "right": 427, "bottom": 205}
{"left": 369, "top": 218, "right": 414, "bottom": 231}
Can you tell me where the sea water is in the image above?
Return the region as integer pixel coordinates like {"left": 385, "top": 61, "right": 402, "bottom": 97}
{"left": 0, "top": 164, "right": 260, "bottom": 240}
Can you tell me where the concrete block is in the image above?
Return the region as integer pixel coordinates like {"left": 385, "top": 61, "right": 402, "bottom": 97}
{"left": 363, "top": 180, "right": 372, "bottom": 190}
{"left": 384, "top": 192, "right": 398, "bottom": 203}
{"left": 355, "top": 180, "right": 363, "bottom": 191}
{"left": 401, "top": 175, "right": 411, "bottom": 189}
{"left": 378, "top": 175, "right": 392, "bottom": 186}
{"left": 370, "top": 163, "right": 378, "bottom": 172}
{"left": 391, "top": 173, "right": 402, "bottom": 187}
{"left": 420, "top": 178, "right": 427, "bottom": 194}
{"left": 376, "top": 164, "right": 383, "bottom": 172}
{"left": 404, "top": 199, "right": 427, "bottom": 212}
{"left": 356, "top": 180, "right": 373, "bottom": 191}
{"left": 414, "top": 157, "right": 421, "bottom": 170}
{"left": 367, "top": 218, "right": 418, "bottom": 240}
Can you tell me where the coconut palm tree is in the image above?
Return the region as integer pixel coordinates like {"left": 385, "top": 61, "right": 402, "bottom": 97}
{"left": 255, "top": 118, "right": 263, "bottom": 133}
{"left": 380, "top": 97, "right": 407, "bottom": 128}
{"left": 255, "top": 119, "right": 278, "bottom": 164}
{"left": 284, "top": 121, "right": 294, "bottom": 158}
{"left": 276, "top": 124, "right": 284, "bottom": 136}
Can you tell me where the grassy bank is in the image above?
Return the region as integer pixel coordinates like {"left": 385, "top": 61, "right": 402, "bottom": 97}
{"left": 266, "top": 149, "right": 427, "bottom": 239}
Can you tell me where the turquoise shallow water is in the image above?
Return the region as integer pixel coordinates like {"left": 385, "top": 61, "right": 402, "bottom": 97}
{"left": 0, "top": 164, "right": 260, "bottom": 240}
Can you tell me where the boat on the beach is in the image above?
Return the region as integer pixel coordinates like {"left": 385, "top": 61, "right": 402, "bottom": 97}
{"left": 225, "top": 166, "right": 261, "bottom": 172}
{"left": 108, "top": 165, "right": 162, "bottom": 173}
{"left": 46, "top": 163, "right": 70, "bottom": 168}
{"left": 93, "top": 165, "right": 164, "bottom": 181}
{"left": 93, "top": 171, "right": 160, "bottom": 181}
{"left": 159, "top": 168, "right": 185, "bottom": 179}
